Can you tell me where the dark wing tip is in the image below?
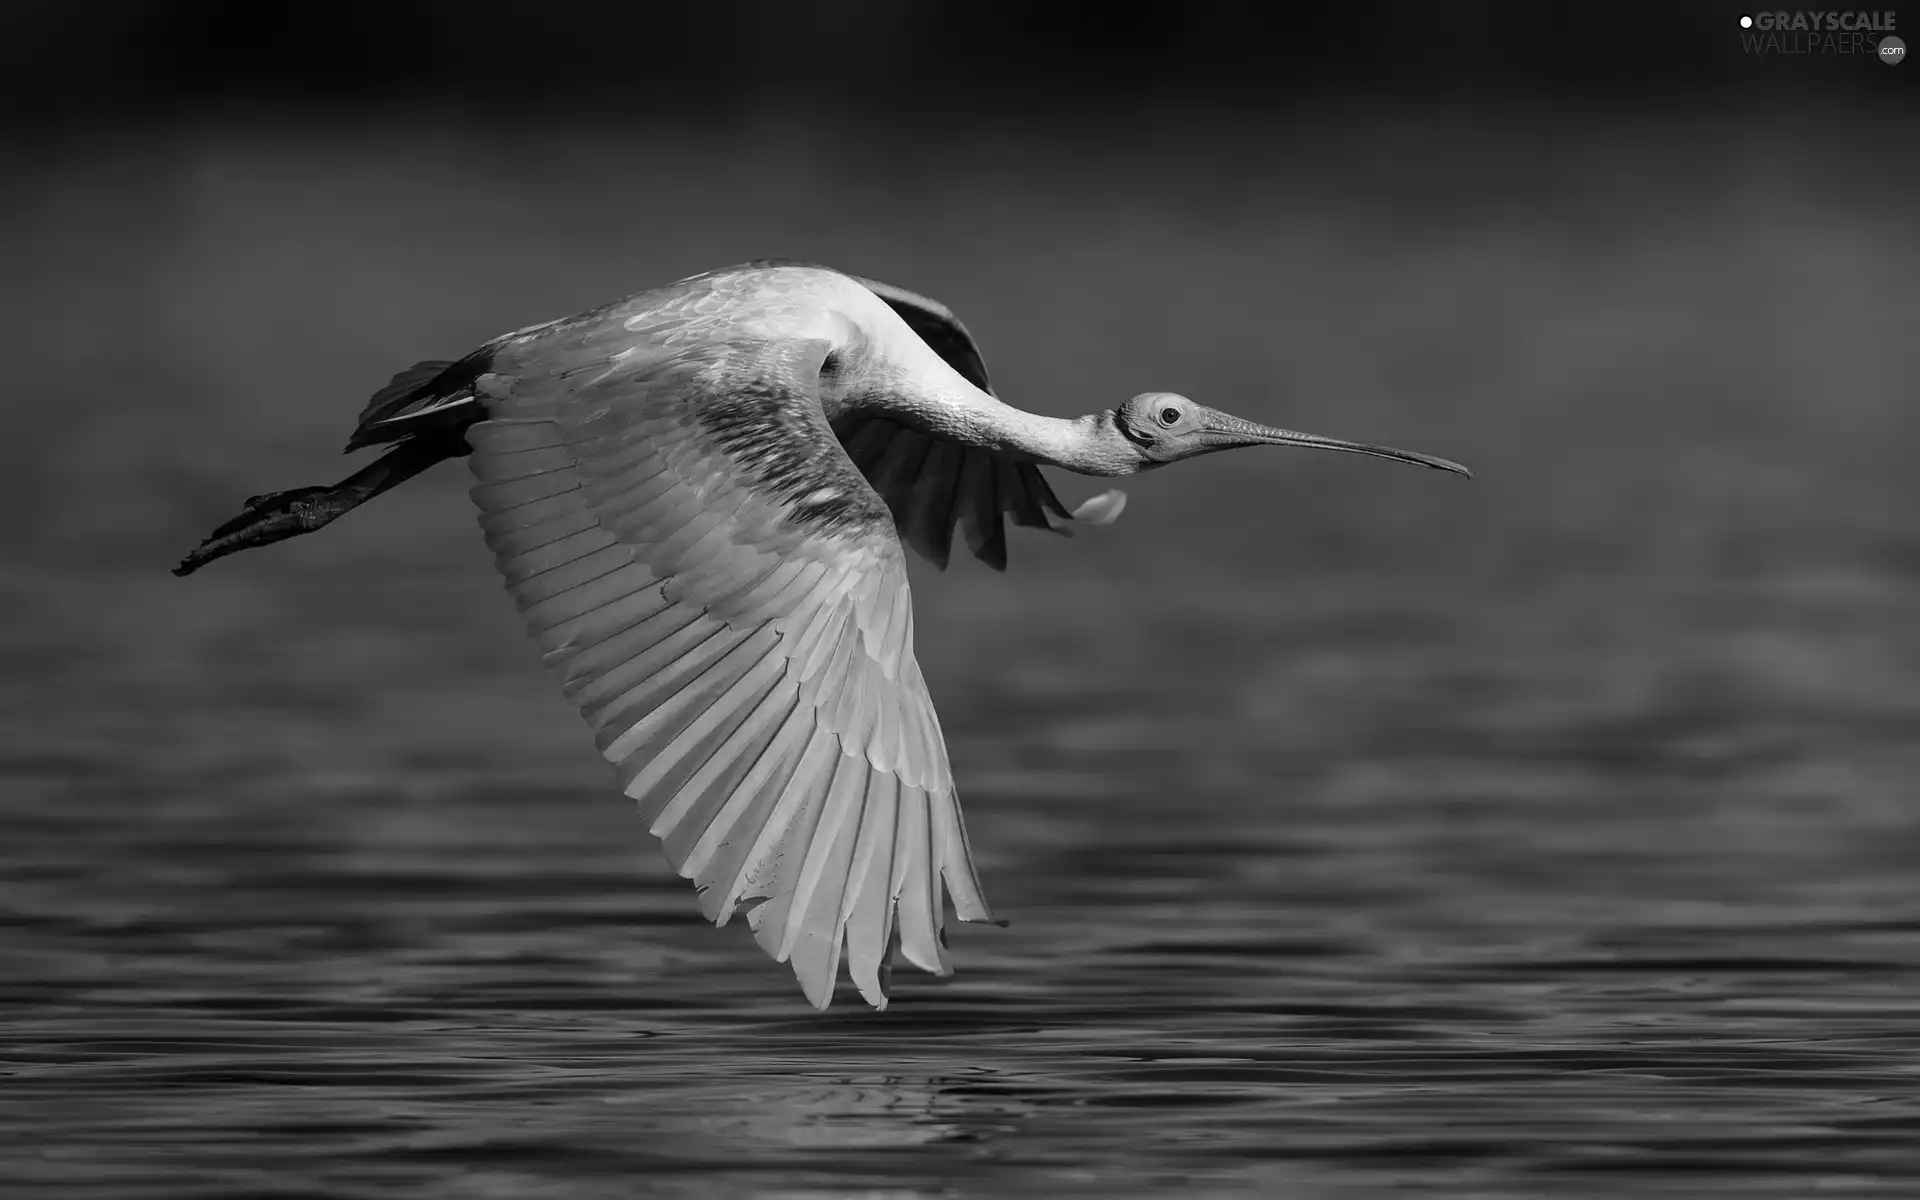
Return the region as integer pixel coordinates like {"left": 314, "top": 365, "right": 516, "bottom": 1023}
{"left": 344, "top": 351, "right": 496, "bottom": 453}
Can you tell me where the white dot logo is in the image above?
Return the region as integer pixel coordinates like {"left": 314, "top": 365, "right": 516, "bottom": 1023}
{"left": 1881, "top": 36, "right": 1907, "bottom": 65}
{"left": 1739, "top": 14, "right": 1753, "bottom": 28}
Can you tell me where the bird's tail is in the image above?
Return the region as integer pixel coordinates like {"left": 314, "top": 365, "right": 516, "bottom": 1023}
{"left": 172, "top": 436, "right": 461, "bottom": 577}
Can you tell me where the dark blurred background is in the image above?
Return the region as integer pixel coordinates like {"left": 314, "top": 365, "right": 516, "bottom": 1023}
{"left": 6, "top": 3, "right": 1920, "bottom": 1196}
{"left": 5, "top": 0, "right": 1914, "bottom": 114}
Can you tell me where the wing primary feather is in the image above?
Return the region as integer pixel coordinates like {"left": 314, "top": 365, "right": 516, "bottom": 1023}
{"left": 737, "top": 729, "right": 840, "bottom": 903}
{"left": 657, "top": 671, "right": 793, "bottom": 869}
{"left": 708, "top": 558, "right": 803, "bottom": 624}
{"left": 600, "top": 623, "right": 774, "bottom": 764}
{"left": 746, "top": 736, "right": 840, "bottom": 963}
{"left": 932, "top": 787, "right": 993, "bottom": 922}
{"left": 477, "top": 487, "right": 593, "bottom": 536}
{"left": 1025, "top": 463, "right": 1076, "bottom": 525}
{"left": 506, "top": 541, "right": 641, "bottom": 606}
{"left": 648, "top": 650, "right": 792, "bottom": 838}
{"left": 955, "top": 450, "right": 1009, "bottom": 571}
{"left": 630, "top": 479, "right": 747, "bottom": 554}
{"left": 572, "top": 407, "right": 682, "bottom": 460}
{"left": 881, "top": 581, "right": 914, "bottom": 677}
{"left": 581, "top": 460, "right": 691, "bottom": 526}
{"left": 569, "top": 609, "right": 721, "bottom": 713}
{"left": 588, "top": 622, "right": 742, "bottom": 748}
{"left": 922, "top": 787, "right": 953, "bottom": 972}
{"left": 522, "top": 564, "right": 667, "bottom": 635}
{"left": 469, "top": 444, "right": 578, "bottom": 483}
{"left": 891, "top": 789, "right": 950, "bottom": 975}
{"left": 865, "top": 426, "right": 933, "bottom": 516}
{"left": 501, "top": 528, "right": 618, "bottom": 584}
{"left": 903, "top": 662, "right": 953, "bottom": 783}
{"left": 808, "top": 601, "right": 866, "bottom": 704}
{"left": 472, "top": 470, "right": 582, "bottom": 510}
{"left": 871, "top": 679, "right": 905, "bottom": 780}
{"left": 488, "top": 509, "right": 604, "bottom": 561}
{"left": 840, "top": 418, "right": 895, "bottom": 472}
{"left": 599, "top": 480, "right": 716, "bottom": 550}
{"left": 509, "top": 544, "right": 635, "bottom": 603}
{"left": 860, "top": 573, "right": 902, "bottom": 668}
{"left": 906, "top": 440, "right": 963, "bottom": 569}
{"left": 668, "top": 549, "right": 780, "bottom": 614}
{"left": 654, "top": 506, "right": 754, "bottom": 576}
{"left": 778, "top": 747, "right": 869, "bottom": 962}
{"left": 710, "top": 721, "right": 835, "bottom": 924}
{"left": 842, "top": 770, "right": 900, "bottom": 1008}
{"left": 752, "top": 559, "right": 833, "bottom": 625}
{"left": 620, "top": 662, "right": 777, "bottom": 833}
{"left": 741, "top": 729, "right": 848, "bottom": 944}
{"left": 994, "top": 459, "right": 1049, "bottom": 531}
{"left": 782, "top": 750, "right": 870, "bottom": 1006}
{"left": 545, "top": 594, "right": 691, "bottom": 681}
{"left": 791, "top": 597, "right": 853, "bottom": 681}
{"left": 466, "top": 417, "right": 567, "bottom": 455}
{"left": 534, "top": 582, "right": 673, "bottom": 660}
{"left": 850, "top": 567, "right": 889, "bottom": 637}
{"left": 354, "top": 358, "right": 458, "bottom": 427}
{"left": 824, "top": 650, "right": 886, "bottom": 768}
{"left": 683, "top": 681, "right": 809, "bottom": 888}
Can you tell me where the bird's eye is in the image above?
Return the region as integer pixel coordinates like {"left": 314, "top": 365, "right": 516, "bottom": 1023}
{"left": 1157, "top": 406, "right": 1182, "bottom": 427}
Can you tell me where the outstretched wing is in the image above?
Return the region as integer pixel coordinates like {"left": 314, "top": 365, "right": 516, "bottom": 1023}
{"left": 842, "top": 274, "right": 1121, "bottom": 572}
{"left": 465, "top": 318, "right": 991, "bottom": 1010}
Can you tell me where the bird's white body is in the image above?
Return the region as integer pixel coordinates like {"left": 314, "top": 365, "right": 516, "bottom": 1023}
{"left": 464, "top": 263, "right": 1109, "bottom": 475}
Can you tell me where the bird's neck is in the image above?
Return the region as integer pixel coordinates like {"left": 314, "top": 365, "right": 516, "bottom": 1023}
{"left": 963, "top": 406, "right": 1136, "bottom": 477}
{"left": 868, "top": 366, "right": 1138, "bottom": 478}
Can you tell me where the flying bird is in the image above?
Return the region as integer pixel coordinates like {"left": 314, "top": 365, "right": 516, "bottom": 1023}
{"left": 174, "top": 260, "right": 1470, "bottom": 1010}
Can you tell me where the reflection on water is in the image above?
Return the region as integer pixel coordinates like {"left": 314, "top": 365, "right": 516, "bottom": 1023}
{"left": 6, "top": 116, "right": 1920, "bottom": 1197}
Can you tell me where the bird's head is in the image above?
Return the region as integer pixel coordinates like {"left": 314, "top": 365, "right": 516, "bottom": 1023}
{"left": 1105, "top": 393, "right": 1473, "bottom": 478}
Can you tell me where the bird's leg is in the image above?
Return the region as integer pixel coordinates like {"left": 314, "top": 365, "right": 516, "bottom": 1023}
{"left": 172, "top": 435, "right": 463, "bottom": 577}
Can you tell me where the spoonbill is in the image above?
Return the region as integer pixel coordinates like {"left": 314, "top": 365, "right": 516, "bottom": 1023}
{"left": 174, "top": 260, "right": 1470, "bottom": 1009}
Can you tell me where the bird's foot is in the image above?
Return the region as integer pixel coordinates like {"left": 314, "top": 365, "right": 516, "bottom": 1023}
{"left": 173, "top": 485, "right": 345, "bottom": 576}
